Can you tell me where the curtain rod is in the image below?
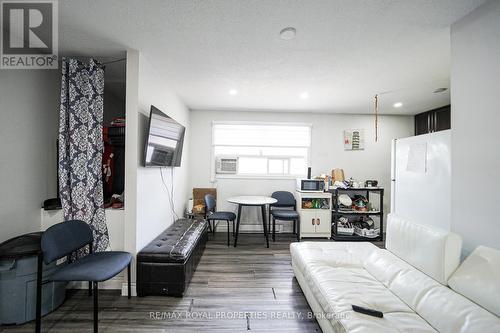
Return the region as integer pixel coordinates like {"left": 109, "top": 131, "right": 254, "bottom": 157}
{"left": 61, "top": 56, "right": 126, "bottom": 65}
{"left": 102, "top": 58, "right": 126, "bottom": 65}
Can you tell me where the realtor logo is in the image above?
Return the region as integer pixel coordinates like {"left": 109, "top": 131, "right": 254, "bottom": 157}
{"left": 1, "top": 0, "right": 58, "bottom": 69}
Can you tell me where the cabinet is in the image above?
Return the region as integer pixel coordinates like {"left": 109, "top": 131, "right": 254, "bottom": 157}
{"left": 415, "top": 105, "right": 450, "bottom": 135}
{"left": 296, "top": 191, "right": 331, "bottom": 239}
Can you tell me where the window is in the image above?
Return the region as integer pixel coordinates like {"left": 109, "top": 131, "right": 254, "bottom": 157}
{"left": 212, "top": 122, "right": 311, "bottom": 177}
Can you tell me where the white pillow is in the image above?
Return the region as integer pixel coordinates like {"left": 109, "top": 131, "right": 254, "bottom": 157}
{"left": 448, "top": 246, "right": 500, "bottom": 317}
{"left": 386, "top": 214, "right": 462, "bottom": 284}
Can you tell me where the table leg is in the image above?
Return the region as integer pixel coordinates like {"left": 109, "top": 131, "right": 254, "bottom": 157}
{"left": 261, "top": 204, "right": 269, "bottom": 248}
{"left": 234, "top": 204, "right": 242, "bottom": 247}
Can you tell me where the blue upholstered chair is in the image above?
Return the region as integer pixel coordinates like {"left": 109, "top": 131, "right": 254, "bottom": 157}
{"left": 204, "top": 194, "right": 236, "bottom": 246}
{"left": 37, "top": 220, "right": 132, "bottom": 333}
{"left": 269, "top": 191, "right": 300, "bottom": 242}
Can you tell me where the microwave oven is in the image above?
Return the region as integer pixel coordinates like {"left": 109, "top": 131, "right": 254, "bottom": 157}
{"left": 296, "top": 178, "right": 324, "bottom": 192}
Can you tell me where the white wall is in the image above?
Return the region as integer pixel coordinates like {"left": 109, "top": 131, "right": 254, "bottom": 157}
{"left": 451, "top": 0, "right": 500, "bottom": 254}
{"left": 189, "top": 110, "right": 413, "bottom": 230}
{"left": 125, "top": 50, "right": 191, "bottom": 254}
{"left": 136, "top": 55, "right": 191, "bottom": 251}
{"left": 103, "top": 88, "right": 126, "bottom": 126}
{"left": 0, "top": 70, "right": 60, "bottom": 243}
{"left": 124, "top": 50, "right": 140, "bottom": 268}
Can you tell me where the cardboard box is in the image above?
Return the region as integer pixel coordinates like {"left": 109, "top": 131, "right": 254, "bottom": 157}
{"left": 331, "top": 169, "right": 345, "bottom": 182}
{"left": 192, "top": 188, "right": 217, "bottom": 214}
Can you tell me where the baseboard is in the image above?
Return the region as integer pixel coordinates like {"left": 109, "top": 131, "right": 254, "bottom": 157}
{"left": 121, "top": 282, "right": 137, "bottom": 297}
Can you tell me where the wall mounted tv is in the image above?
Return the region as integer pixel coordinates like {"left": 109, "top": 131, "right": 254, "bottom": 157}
{"left": 143, "top": 106, "right": 185, "bottom": 167}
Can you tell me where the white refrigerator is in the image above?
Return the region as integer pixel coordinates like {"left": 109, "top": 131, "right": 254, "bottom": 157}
{"left": 391, "top": 130, "right": 451, "bottom": 230}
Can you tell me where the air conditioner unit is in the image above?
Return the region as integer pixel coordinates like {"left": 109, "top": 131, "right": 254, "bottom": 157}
{"left": 216, "top": 157, "right": 238, "bottom": 174}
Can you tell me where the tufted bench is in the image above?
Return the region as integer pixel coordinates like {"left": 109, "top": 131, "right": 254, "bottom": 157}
{"left": 136, "top": 218, "right": 208, "bottom": 297}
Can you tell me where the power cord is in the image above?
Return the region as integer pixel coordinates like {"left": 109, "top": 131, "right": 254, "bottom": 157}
{"left": 160, "top": 167, "right": 179, "bottom": 223}
{"left": 170, "top": 167, "right": 179, "bottom": 220}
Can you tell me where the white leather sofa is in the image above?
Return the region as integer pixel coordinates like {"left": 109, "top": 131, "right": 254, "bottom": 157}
{"left": 290, "top": 214, "right": 500, "bottom": 333}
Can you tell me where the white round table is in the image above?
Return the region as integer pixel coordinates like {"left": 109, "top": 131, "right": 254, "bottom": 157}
{"left": 226, "top": 196, "right": 277, "bottom": 248}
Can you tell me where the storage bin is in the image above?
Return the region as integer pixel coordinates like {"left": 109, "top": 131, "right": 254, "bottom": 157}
{"left": 353, "top": 226, "right": 380, "bottom": 238}
{"left": 0, "top": 232, "right": 67, "bottom": 325}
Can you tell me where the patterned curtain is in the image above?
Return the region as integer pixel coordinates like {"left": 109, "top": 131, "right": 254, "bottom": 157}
{"left": 58, "top": 58, "right": 109, "bottom": 252}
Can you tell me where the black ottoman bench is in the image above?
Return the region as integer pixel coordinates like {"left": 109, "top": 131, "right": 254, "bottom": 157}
{"left": 136, "top": 218, "right": 208, "bottom": 297}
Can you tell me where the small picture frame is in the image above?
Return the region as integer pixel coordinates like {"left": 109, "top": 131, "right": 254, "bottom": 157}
{"left": 344, "top": 129, "right": 365, "bottom": 150}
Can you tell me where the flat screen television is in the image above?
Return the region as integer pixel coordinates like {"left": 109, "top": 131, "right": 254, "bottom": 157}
{"left": 143, "top": 106, "right": 185, "bottom": 167}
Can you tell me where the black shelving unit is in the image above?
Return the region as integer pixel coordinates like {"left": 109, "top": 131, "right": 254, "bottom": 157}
{"left": 330, "top": 188, "right": 384, "bottom": 241}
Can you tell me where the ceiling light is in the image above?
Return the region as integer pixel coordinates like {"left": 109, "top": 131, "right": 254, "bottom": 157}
{"left": 393, "top": 102, "right": 403, "bottom": 108}
{"left": 433, "top": 87, "right": 448, "bottom": 93}
{"left": 228, "top": 89, "right": 238, "bottom": 96}
{"left": 299, "top": 92, "right": 309, "bottom": 100}
{"left": 280, "top": 27, "right": 296, "bottom": 40}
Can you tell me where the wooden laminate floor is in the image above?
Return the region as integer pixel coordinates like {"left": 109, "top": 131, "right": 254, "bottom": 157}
{"left": 1, "top": 234, "right": 319, "bottom": 333}
{"left": 1, "top": 233, "right": 384, "bottom": 333}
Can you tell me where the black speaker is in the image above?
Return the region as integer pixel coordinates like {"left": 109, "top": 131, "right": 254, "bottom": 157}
{"left": 43, "top": 198, "right": 62, "bottom": 210}
{"left": 307, "top": 167, "right": 311, "bottom": 179}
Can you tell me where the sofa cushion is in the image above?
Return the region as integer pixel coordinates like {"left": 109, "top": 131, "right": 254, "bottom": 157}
{"left": 290, "top": 241, "right": 378, "bottom": 274}
{"left": 415, "top": 280, "right": 500, "bottom": 333}
{"left": 306, "top": 264, "right": 414, "bottom": 315}
{"left": 137, "top": 219, "right": 207, "bottom": 263}
{"left": 365, "top": 249, "right": 439, "bottom": 310}
{"left": 448, "top": 246, "right": 500, "bottom": 317}
{"left": 365, "top": 249, "right": 500, "bottom": 333}
{"left": 385, "top": 213, "right": 462, "bottom": 284}
{"left": 291, "top": 242, "right": 439, "bottom": 332}
{"left": 337, "top": 311, "right": 437, "bottom": 333}
{"left": 292, "top": 259, "right": 438, "bottom": 333}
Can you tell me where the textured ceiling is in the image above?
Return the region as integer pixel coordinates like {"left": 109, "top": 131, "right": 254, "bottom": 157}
{"left": 59, "top": 0, "right": 486, "bottom": 115}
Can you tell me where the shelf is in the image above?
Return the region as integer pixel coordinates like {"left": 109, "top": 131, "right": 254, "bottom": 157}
{"left": 329, "top": 188, "right": 383, "bottom": 192}
{"left": 332, "top": 233, "right": 383, "bottom": 242}
{"left": 301, "top": 197, "right": 330, "bottom": 210}
{"left": 333, "top": 210, "right": 381, "bottom": 215}
{"left": 331, "top": 187, "right": 384, "bottom": 243}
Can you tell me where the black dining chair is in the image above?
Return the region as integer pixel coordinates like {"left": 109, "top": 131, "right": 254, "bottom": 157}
{"left": 37, "top": 220, "right": 132, "bottom": 333}
{"left": 204, "top": 194, "right": 236, "bottom": 246}
{"left": 269, "top": 191, "right": 300, "bottom": 242}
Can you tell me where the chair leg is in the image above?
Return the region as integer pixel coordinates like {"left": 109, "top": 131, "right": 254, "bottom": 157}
{"left": 297, "top": 218, "right": 301, "bottom": 242}
{"left": 89, "top": 243, "right": 93, "bottom": 296}
{"left": 268, "top": 210, "right": 271, "bottom": 234}
{"left": 127, "top": 263, "right": 131, "bottom": 299}
{"left": 272, "top": 216, "right": 276, "bottom": 242}
{"left": 227, "top": 220, "right": 230, "bottom": 247}
{"left": 93, "top": 281, "right": 99, "bottom": 333}
{"left": 293, "top": 219, "right": 296, "bottom": 235}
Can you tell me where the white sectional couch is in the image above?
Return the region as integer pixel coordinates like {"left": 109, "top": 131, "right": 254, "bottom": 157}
{"left": 290, "top": 214, "right": 500, "bottom": 333}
